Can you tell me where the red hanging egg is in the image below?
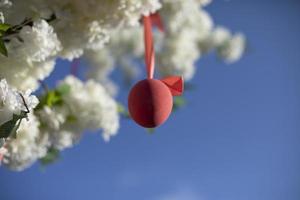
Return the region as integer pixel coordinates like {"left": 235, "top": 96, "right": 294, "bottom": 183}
{"left": 128, "top": 79, "right": 173, "bottom": 128}
{"left": 128, "top": 15, "right": 184, "bottom": 128}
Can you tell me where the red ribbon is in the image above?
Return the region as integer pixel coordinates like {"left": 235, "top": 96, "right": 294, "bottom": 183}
{"left": 143, "top": 15, "right": 155, "bottom": 79}
{"left": 143, "top": 15, "right": 184, "bottom": 96}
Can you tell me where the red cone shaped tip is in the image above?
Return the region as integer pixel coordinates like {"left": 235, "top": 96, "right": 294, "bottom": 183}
{"left": 161, "top": 76, "right": 184, "bottom": 96}
{"left": 150, "top": 13, "right": 165, "bottom": 32}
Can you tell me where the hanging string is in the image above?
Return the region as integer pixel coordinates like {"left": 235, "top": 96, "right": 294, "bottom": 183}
{"left": 143, "top": 15, "right": 155, "bottom": 79}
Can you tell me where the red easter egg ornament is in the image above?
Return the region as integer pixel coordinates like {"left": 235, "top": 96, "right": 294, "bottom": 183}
{"left": 128, "top": 79, "right": 173, "bottom": 128}
{"left": 128, "top": 15, "right": 184, "bottom": 128}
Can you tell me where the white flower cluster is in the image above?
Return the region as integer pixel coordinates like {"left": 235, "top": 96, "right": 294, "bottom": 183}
{"left": 83, "top": 0, "right": 246, "bottom": 83}
{"left": 213, "top": 27, "right": 246, "bottom": 63}
{"left": 37, "top": 75, "right": 119, "bottom": 148}
{"left": 0, "top": 19, "right": 60, "bottom": 91}
{"left": 157, "top": 0, "right": 213, "bottom": 80}
{"left": 2, "top": 76, "right": 119, "bottom": 170}
{"left": 156, "top": 0, "right": 246, "bottom": 80}
{"left": 0, "top": 0, "right": 161, "bottom": 91}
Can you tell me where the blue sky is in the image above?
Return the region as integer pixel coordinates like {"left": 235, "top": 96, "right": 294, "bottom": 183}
{"left": 1, "top": 1, "right": 300, "bottom": 200}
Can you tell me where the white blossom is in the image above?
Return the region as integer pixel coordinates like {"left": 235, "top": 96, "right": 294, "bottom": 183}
{"left": 0, "top": 79, "right": 38, "bottom": 126}
{"left": 36, "top": 75, "right": 120, "bottom": 151}
{"left": 0, "top": 19, "right": 60, "bottom": 91}
{"left": 18, "top": 19, "right": 62, "bottom": 63}
{"left": 38, "top": 106, "right": 66, "bottom": 131}
{"left": 0, "top": 57, "right": 56, "bottom": 92}
{"left": 153, "top": 0, "right": 213, "bottom": 80}
{"left": 217, "top": 33, "right": 246, "bottom": 63}
{"left": 86, "top": 21, "right": 110, "bottom": 50}
{"left": 36, "top": 105, "right": 80, "bottom": 150}
{"left": 43, "top": 0, "right": 161, "bottom": 60}
{"left": 60, "top": 76, "right": 120, "bottom": 141}
{"left": 3, "top": 114, "right": 49, "bottom": 171}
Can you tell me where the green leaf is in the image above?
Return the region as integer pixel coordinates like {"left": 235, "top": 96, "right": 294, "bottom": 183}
{"left": 146, "top": 128, "right": 155, "bottom": 134}
{"left": 173, "top": 96, "right": 186, "bottom": 111}
{"left": 46, "top": 91, "right": 63, "bottom": 107}
{"left": 56, "top": 84, "right": 71, "bottom": 95}
{"left": 0, "top": 112, "right": 27, "bottom": 139}
{"left": 117, "top": 103, "right": 131, "bottom": 119}
{"left": 0, "top": 138, "right": 5, "bottom": 148}
{"left": 66, "top": 115, "right": 77, "bottom": 123}
{"left": 117, "top": 103, "right": 126, "bottom": 113}
{"left": 0, "top": 23, "right": 11, "bottom": 32}
{"left": 0, "top": 39, "right": 8, "bottom": 57}
{"left": 36, "top": 86, "right": 68, "bottom": 110}
{"left": 39, "top": 147, "right": 60, "bottom": 166}
{"left": 9, "top": 118, "right": 22, "bottom": 139}
{"left": 0, "top": 118, "right": 18, "bottom": 139}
